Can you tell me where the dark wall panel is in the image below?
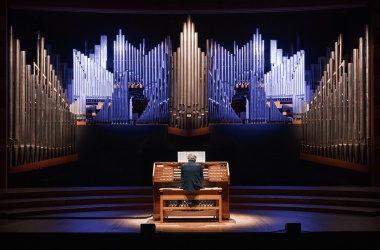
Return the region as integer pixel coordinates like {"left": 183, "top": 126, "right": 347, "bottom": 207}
{"left": 8, "top": 124, "right": 370, "bottom": 187}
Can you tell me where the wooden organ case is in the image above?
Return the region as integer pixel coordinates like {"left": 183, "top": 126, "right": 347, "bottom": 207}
{"left": 152, "top": 161, "right": 230, "bottom": 220}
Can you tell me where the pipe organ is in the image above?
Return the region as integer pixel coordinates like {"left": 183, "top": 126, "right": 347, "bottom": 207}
{"left": 92, "top": 30, "right": 144, "bottom": 124}
{"left": 170, "top": 17, "right": 209, "bottom": 129}
{"left": 8, "top": 28, "right": 77, "bottom": 168}
{"left": 71, "top": 35, "right": 114, "bottom": 122}
{"left": 137, "top": 38, "right": 171, "bottom": 124}
{"left": 308, "top": 56, "right": 329, "bottom": 103}
{"left": 301, "top": 26, "right": 370, "bottom": 166}
{"left": 234, "top": 28, "right": 267, "bottom": 123}
{"left": 264, "top": 40, "right": 308, "bottom": 120}
{"left": 207, "top": 39, "right": 241, "bottom": 124}
{"left": 68, "top": 17, "right": 315, "bottom": 127}
{"left": 111, "top": 30, "right": 145, "bottom": 124}
{"left": 7, "top": 17, "right": 371, "bottom": 169}
{"left": 267, "top": 98, "right": 287, "bottom": 122}
{"left": 87, "top": 29, "right": 172, "bottom": 125}
{"left": 11, "top": 15, "right": 362, "bottom": 139}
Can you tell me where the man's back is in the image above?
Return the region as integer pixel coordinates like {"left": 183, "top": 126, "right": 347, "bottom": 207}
{"left": 180, "top": 160, "right": 204, "bottom": 192}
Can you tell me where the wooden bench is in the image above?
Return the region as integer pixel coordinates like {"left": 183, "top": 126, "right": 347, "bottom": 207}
{"left": 159, "top": 188, "right": 222, "bottom": 222}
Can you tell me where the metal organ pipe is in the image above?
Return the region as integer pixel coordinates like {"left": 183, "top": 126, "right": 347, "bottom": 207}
{"left": 137, "top": 37, "right": 171, "bottom": 124}
{"left": 234, "top": 29, "right": 266, "bottom": 123}
{"left": 301, "top": 27, "right": 370, "bottom": 166}
{"left": 264, "top": 38, "right": 306, "bottom": 121}
{"left": 170, "top": 17, "right": 209, "bottom": 129}
{"left": 8, "top": 27, "right": 77, "bottom": 168}
{"left": 72, "top": 49, "right": 113, "bottom": 121}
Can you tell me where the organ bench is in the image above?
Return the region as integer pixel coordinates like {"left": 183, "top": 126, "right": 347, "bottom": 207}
{"left": 159, "top": 188, "right": 223, "bottom": 222}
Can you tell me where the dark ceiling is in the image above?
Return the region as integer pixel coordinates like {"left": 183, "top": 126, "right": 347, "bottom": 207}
{"left": 7, "top": 0, "right": 370, "bottom": 71}
{"left": 8, "top": 0, "right": 369, "bottom": 13}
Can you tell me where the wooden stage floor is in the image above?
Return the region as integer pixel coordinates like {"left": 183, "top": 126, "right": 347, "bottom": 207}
{"left": 1, "top": 208, "right": 380, "bottom": 249}
{"left": 1, "top": 186, "right": 380, "bottom": 248}
{"left": 2, "top": 209, "right": 380, "bottom": 233}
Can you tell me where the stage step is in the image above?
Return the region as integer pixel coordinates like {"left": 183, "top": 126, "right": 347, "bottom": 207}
{"left": 1, "top": 186, "right": 380, "bottom": 218}
{"left": 229, "top": 186, "right": 380, "bottom": 216}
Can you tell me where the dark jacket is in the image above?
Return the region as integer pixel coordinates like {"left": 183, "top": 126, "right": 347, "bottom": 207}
{"left": 180, "top": 160, "right": 204, "bottom": 192}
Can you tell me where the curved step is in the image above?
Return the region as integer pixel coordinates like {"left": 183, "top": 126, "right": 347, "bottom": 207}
{"left": 1, "top": 186, "right": 380, "bottom": 218}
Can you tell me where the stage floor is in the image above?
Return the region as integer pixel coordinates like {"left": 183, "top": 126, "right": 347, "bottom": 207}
{"left": 1, "top": 208, "right": 380, "bottom": 233}
{"left": 2, "top": 206, "right": 380, "bottom": 249}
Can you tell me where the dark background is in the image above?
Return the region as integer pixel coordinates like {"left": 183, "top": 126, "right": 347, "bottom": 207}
{"left": 6, "top": 5, "right": 371, "bottom": 188}
{"left": 8, "top": 7, "right": 369, "bottom": 70}
{"left": 8, "top": 124, "right": 370, "bottom": 187}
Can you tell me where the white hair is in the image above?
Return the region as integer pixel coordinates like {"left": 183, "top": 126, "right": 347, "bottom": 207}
{"left": 187, "top": 153, "right": 197, "bottom": 161}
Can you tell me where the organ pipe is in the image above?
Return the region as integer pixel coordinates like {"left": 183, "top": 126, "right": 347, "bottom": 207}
{"left": 301, "top": 26, "right": 370, "bottom": 166}
{"left": 170, "top": 17, "right": 210, "bottom": 129}
{"left": 71, "top": 18, "right": 312, "bottom": 127}
{"left": 8, "top": 27, "right": 77, "bottom": 168}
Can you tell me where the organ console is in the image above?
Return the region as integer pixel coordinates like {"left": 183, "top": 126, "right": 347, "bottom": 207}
{"left": 152, "top": 161, "right": 230, "bottom": 220}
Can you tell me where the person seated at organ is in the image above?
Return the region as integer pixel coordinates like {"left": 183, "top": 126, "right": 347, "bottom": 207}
{"left": 180, "top": 153, "right": 204, "bottom": 192}
{"left": 179, "top": 153, "right": 204, "bottom": 206}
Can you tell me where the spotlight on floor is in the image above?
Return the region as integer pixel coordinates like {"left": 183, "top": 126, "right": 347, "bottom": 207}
{"left": 285, "top": 223, "right": 301, "bottom": 233}
{"left": 140, "top": 223, "right": 156, "bottom": 234}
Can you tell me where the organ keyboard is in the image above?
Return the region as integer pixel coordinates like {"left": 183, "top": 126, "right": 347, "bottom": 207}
{"left": 152, "top": 161, "right": 230, "bottom": 220}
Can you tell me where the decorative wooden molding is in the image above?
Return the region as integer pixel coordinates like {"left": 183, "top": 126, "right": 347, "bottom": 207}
{"left": 167, "top": 127, "right": 210, "bottom": 136}
{"left": 300, "top": 152, "right": 369, "bottom": 173}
